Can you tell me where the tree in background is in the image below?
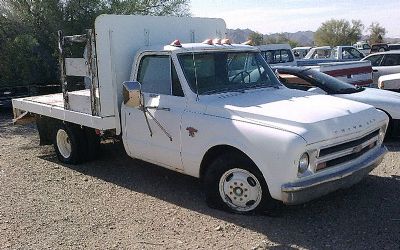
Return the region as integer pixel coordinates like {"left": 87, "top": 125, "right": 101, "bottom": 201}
{"left": 0, "top": 0, "right": 190, "bottom": 87}
{"left": 264, "top": 33, "right": 299, "bottom": 48}
{"left": 314, "top": 19, "right": 364, "bottom": 47}
{"left": 248, "top": 31, "right": 264, "bottom": 45}
{"left": 368, "top": 22, "right": 386, "bottom": 44}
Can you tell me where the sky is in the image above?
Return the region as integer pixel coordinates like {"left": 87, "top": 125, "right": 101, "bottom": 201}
{"left": 190, "top": 0, "right": 400, "bottom": 37}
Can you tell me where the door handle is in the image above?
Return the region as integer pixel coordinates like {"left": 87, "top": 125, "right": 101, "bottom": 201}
{"left": 146, "top": 106, "right": 170, "bottom": 111}
{"left": 373, "top": 69, "right": 378, "bottom": 72}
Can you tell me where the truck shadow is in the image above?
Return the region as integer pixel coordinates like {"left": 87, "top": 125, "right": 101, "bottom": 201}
{"left": 38, "top": 141, "right": 400, "bottom": 249}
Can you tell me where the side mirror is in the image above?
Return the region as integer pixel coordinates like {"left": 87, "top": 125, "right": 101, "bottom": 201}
{"left": 122, "top": 81, "right": 142, "bottom": 108}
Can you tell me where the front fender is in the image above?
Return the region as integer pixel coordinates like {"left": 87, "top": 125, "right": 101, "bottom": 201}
{"left": 180, "top": 112, "right": 308, "bottom": 200}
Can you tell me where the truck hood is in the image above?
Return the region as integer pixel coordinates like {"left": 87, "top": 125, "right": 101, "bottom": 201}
{"left": 202, "top": 88, "right": 385, "bottom": 143}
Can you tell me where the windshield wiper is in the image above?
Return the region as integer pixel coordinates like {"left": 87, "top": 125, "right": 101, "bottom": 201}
{"left": 243, "top": 82, "right": 280, "bottom": 90}
{"left": 202, "top": 87, "right": 245, "bottom": 95}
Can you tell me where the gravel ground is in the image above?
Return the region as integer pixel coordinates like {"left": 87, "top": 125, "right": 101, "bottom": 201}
{"left": 0, "top": 108, "right": 399, "bottom": 249}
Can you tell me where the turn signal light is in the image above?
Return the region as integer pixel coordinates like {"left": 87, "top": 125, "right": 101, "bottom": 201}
{"left": 170, "top": 39, "right": 182, "bottom": 47}
{"left": 202, "top": 39, "right": 213, "bottom": 45}
{"left": 242, "top": 40, "right": 253, "bottom": 45}
{"left": 221, "top": 38, "right": 231, "bottom": 45}
{"left": 212, "top": 38, "right": 221, "bottom": 45}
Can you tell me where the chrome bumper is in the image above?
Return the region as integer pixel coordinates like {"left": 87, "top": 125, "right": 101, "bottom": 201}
{"left": 281, "top": 145, "right": 387, "bottom": 205}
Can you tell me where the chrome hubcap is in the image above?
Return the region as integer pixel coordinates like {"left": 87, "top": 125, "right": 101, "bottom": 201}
{"left": 219, "top": 168, "right": 262, "bottom": 212}
{"left": 56, "top": 129, "right": 72, "bottom": 159}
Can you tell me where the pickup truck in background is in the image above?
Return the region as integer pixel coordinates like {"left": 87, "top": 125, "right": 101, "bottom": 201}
{"left": 257, "top": 45, "right": 373, "bottom": 86}
{"left": 298, "top": 46, "right": 365, "bottom": 66}
{"left": 12, "top": 15, "right": 388, "bottom": 214}
{"left": 315, "top": 61, "right": 374, "bottom": 87}
{"left": 292, "top": 46, "right": 312, "bottom": 59}
{"left": 353, "top": 42, "right": 371, "bottom": 56}
{"left": 257, "top": 44, "right": 297, "bottom": 66}
{"left": 294, "top": 45, "right": 372, "bottom": 86}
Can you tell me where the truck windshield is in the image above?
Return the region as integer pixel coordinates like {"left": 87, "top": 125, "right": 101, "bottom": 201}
{"left": 178, "top": 52, "right": 281, "bottom": 95}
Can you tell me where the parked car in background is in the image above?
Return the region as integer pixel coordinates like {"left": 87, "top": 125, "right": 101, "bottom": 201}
{"left": 388, "top": 44, "right": 400, "bottom": 51}
{"left": 353, "top": 42, "right": 371, "bottom": 56}
{"left": 303, "top": 46, "right": 331, "bottom": 59}
{"left": 259, "top": 46, "right": 373, "bottom": 86}
{"left": 274, "top": 66, "right": 400, "bottom": 137}
{"left": 298, "top": 46, "right": 365, "bottom": 66}
{"left": 292, "top": 46, "right": 312, "bottom": 59}
{"left": 378, "top": 73, "right": 400, "bottom": 91}
{"left": 257, "top": 44, "right": 297, "bottom": 66}
{"left": 370, "top": 43, "right": 389, "bottom": 53}
{"left": 361, "top": 51, "right": 400, "bottom": 86}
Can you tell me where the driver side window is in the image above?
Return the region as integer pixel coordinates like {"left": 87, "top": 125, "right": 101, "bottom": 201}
{"left": 137, "top": 55, "right": 184, "bottom": 96}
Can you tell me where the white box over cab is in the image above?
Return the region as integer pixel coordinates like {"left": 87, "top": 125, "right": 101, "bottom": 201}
{"left": 94, "top": 15, "right": 226, "bottom": 134}
{"left": 12, "top": 15, "right": 226, "bottom": 133}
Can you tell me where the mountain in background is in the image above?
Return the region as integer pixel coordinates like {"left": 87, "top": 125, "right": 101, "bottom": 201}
{"left": 265, "top": 31, "right": 314, "bottom": 46}
{"left": 226, "top": 29, "right": 255, "bottom": 44}
{"left": 227, "top": 28, "right": 314, "bottom": 45}
{"left": 227, "top": 28, "right": 400, "bottom": 46}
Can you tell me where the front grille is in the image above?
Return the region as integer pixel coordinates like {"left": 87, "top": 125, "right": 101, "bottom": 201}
{"left": 319, "top": 129, "right": 379, "bottom": 157}
{"left": 324, "top": 141, "right": 377, "bottom": 168}
{"left": 316, "top": 129, "right": 380, "bottom": 171}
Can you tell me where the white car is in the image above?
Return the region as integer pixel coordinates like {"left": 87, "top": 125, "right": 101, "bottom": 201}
{"left": 361, "top": 51, "right": 400, "bottom": 86}
{"left": 275, "top": 66, "right": 400, "bottom": 137}
{"left": 378, "top": 73, "right": 400, "bottom": 90}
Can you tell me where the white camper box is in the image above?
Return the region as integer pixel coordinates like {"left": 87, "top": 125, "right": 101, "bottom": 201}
{"left": 12, "top": 15, "right": 226, "bottom": 134}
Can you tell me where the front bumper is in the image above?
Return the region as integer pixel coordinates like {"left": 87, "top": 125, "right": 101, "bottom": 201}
{"left": 281, "top": 145, "right": 387, "bottom": 204}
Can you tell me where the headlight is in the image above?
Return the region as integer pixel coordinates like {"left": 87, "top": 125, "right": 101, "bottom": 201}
{"left": 298, "top": 153, "right": 309, "bottom": 174}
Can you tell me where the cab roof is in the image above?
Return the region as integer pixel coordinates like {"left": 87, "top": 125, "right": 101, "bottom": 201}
{"left": 137, "top": 42, "right": 260, "bottom": 54}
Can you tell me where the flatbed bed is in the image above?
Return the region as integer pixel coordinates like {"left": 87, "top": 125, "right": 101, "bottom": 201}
{"left": 13, "top": 91, "right": 115, "bottom": 130}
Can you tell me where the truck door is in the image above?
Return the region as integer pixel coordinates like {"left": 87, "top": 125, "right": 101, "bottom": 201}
{"left": 123, "top": 54, "right": 185, "bottom": 171}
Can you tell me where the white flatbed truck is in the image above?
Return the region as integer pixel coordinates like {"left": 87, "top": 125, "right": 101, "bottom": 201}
{"left": 13, "top": 15, "right": 388, "bottom": 213}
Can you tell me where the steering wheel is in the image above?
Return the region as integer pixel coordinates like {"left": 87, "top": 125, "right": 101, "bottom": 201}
{"left": 231, "top": 71, "right": 251, "bottom": 84}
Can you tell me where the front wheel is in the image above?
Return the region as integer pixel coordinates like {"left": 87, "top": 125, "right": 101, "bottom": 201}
{"left": 204, "top": 154, "right": 272, "bottom": 214}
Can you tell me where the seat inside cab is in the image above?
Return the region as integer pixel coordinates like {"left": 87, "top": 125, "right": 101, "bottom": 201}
{"left": 278, "top": 73, "right": 313, "bottom": 91}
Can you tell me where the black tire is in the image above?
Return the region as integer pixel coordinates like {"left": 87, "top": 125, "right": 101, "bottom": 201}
{"left": 204, "top": 153, "right": 273, "bottom": 214}
{"left": 53, "top": 123, "right": 86, "bottom": 164}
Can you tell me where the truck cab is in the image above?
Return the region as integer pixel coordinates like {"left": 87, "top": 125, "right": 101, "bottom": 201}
{"left": 12, "top": 15, "right": 388, "bottom": 214}
{"left": 299, "top": 46, "right": 365, "bottom": 66}
{"left": 257, "top": 44, "right": 297, "bottom": 66}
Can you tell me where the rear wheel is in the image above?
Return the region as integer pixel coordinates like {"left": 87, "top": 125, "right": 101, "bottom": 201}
{"left": 53, "top": 124, "right": 86, "bottom": 164}
{"left": 204, "top": 154, "right": 272, "bottom": 214}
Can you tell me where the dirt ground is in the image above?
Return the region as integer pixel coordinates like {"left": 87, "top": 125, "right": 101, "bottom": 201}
{"left": 0, "top": 108, "right": 399, "bottom": 249}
